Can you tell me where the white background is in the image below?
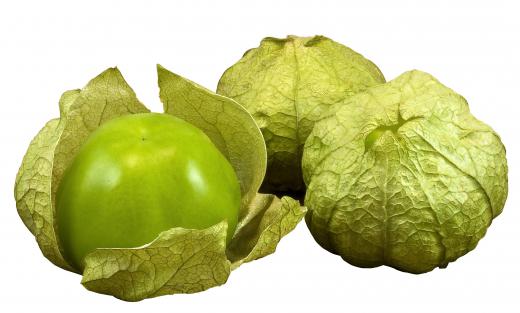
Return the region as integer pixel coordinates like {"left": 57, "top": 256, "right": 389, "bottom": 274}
{"left": 1, "top": 0, "right": 519, "bottom": 312}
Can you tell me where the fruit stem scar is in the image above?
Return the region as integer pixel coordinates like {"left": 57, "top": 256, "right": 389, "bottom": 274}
{"left": 364, "top": 114, "right": 422, "bottom": 152}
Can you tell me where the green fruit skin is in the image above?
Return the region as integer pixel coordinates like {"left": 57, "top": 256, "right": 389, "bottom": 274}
{"left": 56, "top": 113, "right": 241, "bottom": 272}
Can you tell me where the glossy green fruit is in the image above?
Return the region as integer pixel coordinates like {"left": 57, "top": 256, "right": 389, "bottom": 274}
{"left": 56, "top": 113, "right": 241, "bottom": 272}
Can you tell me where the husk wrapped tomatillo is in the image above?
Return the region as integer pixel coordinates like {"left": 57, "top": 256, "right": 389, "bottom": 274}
{"left": 14, "top": 66, "right": 306, "bottom": 301}
{"left": 218, "top": 35, "right": 385, "bottom": 196}
{"left": 302, "top": 70, "right": 508, "bottom": 274}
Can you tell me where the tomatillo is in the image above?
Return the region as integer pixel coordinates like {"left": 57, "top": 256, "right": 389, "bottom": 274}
{"left": 56, "top": 113, "right": 241, "bottom": 272}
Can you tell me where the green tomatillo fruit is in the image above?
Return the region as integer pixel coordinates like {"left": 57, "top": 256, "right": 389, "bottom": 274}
{"left": 56, "top": 112, "right": 241, "bottom": 271}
